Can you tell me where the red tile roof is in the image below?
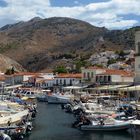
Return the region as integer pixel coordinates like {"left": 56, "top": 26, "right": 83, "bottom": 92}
{"left": 56, "top": 73, "right": 82, "bottom": 78}
{"left": 35, "top": 79, "right": 46, "bottom": 83}
{"left": 4, "top": 72, "right": 40, "bottom": 78}
{"left": 97, "top": 69, "right": 134, "bottom": 77}
{"left": 85, "top": 66, "right": 133, "bottom": 77}
{"left": 14, "top": 72, "right": 40, "bottom": 76}
{"left": 0, "top": 75, "right": 5, "bottom": 81}
{"left": 30, "top": 75, "right": 43, "bottom": 78}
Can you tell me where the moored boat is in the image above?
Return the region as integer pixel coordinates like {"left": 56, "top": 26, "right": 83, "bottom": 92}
{"left": 0, "top": 132, "right": 11, "bottom": 140}
{"left": 80, "top": 120, "right": 131, "bottom": 131}
{"left": 47, "top": 94, "right": 71, "bottom": 104}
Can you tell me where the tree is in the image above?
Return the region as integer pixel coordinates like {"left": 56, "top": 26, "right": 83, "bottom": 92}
{"left": 107, "top": 59, "right": 117, "bottom": 65}
{"left": 53, "top": 66, "right": 67, "bottom": 73}
{"left": 5, "top": 67, "right": 15, "bottom": 75}
{"left": 115, "top": 50, "right": 125, "bottom": 57}
{"left": 93, "top": 64, "right": 104, "bottom": 68}
{"left": 74, "top": 59, "right": 90, "bottom": 73}
{"left": 119, "top": 50, "right": 125, "bottom": 57}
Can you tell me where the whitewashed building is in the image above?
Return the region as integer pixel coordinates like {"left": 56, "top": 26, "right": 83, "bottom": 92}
{"left": 5, "top": 74, "right": 23, "bottom": 85}
{"left": 35, "top": 73, "right": 55, "bottom": 88}
{"left": 0, "top": 75, "right": 5, "bottom": 92}
{"left": 24, "top": 73, "right": 82, "bottom": 88}
{"left": 82, "top": 66, "right": 134, "bottom": 84}
{"left": 41, "top": 79, "right": 54, "bottom": 88}
{"left": 96, "top": 69, "right": 134, "bottom": 84}
{"left": 81, "top": 67, "right": 106, "bottom": 82}
{"left": 135, "top": 31, "right": 140, "bottom": 83}
{"left": 54, "top": 73, "right": 82, "bottom": 86}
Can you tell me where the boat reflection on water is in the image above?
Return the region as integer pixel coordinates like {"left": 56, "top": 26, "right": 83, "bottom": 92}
{"left": 83, "top": 131, "right": 133, "bottom": 140}
{"left": 24, "top": 103, "right": 138, "bottom": 140}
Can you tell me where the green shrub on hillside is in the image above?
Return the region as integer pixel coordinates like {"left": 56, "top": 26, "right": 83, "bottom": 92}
{"left": 53, "top": 66, "right": 67, "bottom": 73}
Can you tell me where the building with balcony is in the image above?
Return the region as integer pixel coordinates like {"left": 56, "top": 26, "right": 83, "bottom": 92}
{"left": 135, "top": 31, "right": 140, "bottom": 83}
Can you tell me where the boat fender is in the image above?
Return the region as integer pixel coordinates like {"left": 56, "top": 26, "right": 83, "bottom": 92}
{"left": 7, "top": 118, "right": 12, "bottom": 126}
{"left": 31, "top": 111, "right": 36, "bottom": 118}
{"left": 26, "top": 125, "right": 32, "bottom": 132}
{"left": 112, "top": 114, "right": 117, "bottom": 118}
{"left": 16, "top": 127, "right": 24, "bottom": 133}
{"left": 99, "top": 119, "right": 104, "bottom": 125}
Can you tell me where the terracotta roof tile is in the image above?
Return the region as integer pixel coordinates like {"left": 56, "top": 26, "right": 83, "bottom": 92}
{"left": 14, "top": 72, "right": 40, "bottom": 76}
{"left": 0, "top": 75, "right": 5, "bottom": 81}
{"left": 97, "top": 69, "right": 134, "bottom": 76}
{"left": 35, "top": 79, "right": 46, "bottom": 83}
{"left": 56, "top": 73, "right": 82, "bottom": 78}
{"left": 30, "top": 75, "right": 43, "bottom": 78}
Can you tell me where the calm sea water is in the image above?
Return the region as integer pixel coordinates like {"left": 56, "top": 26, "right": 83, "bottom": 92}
{"left": 25, "top": 102, "right": 140, "bottom": 140}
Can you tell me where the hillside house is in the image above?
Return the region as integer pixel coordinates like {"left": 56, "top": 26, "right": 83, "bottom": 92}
{"left": 54, "top": 73, "right": 82, "bottom": 86}
{"left": 26, "top": 73, "right": 82, "bottom": 89}
{"left": 81, "top": 67, "right": 106, "bottom": 82}
{"left": 135, "top": 31, "right": 140, "bottom": 83}
{"left": 0, "top": 75, "right": 5, "bottom": 92}
{"left": 82, "top": 66, "right": 134, "bottom": 84}
{"left": 96, "top": 69, "right": 134, "bottom": 84}
{"left": 5, "top": 73, "right": 23, "bottom": 85}
{"left": 34, "top": 78, "right": 54, "bottom": 89}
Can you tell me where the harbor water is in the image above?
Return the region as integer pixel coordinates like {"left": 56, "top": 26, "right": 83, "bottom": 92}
{"left": 25, "top": 102, "right": 140, "bottom": 140}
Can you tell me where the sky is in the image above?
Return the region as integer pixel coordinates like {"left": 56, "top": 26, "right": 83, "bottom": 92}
{"left": 0, "top": 0, "right": 140, "bottom": 29}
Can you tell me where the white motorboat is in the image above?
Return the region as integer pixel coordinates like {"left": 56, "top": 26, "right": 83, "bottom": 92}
{"left": 47, "top": 85, "right": 87, "bottom": 104}
{"left": 36, "top": 90, "right": 51, "bottom": 102}
{"left": 0, "top": 109, "right": 29, "bottom": 126}
{"left": 47, "top": 94, "right": 71, "bottom": 104}
{"left": 80, "top": 117, "right": 131, "bottom": 131}
{"left": 0, "top": 101, "right": 29, "bottom": 126}
{"left": 37, "top": 94, "right": 47, "bottom": 102}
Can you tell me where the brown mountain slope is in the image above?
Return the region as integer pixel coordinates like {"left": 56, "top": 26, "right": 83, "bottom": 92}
{"left": 0, "top": 17, "right": 139, "bottom": 72}
{"left": 0, "top": 54, "right": 25, "bottom": 73}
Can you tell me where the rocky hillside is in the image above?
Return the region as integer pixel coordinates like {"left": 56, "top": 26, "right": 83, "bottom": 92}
{"left": 0, "top": 17, "right": 139, "bottom": 72}
{"left": 104, "top": 26, "right": 140, "bottom": 49}
{"left": 0, "top": 54, "right": 25, "bottom": 72}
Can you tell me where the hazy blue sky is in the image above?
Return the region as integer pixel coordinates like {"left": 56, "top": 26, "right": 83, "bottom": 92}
{"left": 0, "top": 0, "right": 140, "bottom": 29}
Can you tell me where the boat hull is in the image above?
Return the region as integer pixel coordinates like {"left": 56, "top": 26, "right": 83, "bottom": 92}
{"left": 47, "top": 95, "right": 70, "bottom": 104}
{"left": 37, "top": 96, "right": 47, "bottom": 102}
{"left": 81, "top": 122, "right": 131, "bottom": 131}
{"left": 0, "top": 126, "right": 22, "bottom": 130}
{"left": 0, "top": 110, "right": 29, "bottom": 125}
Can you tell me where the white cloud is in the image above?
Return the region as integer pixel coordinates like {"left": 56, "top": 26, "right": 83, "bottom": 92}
{"left": 112, "top": 0, "right": 140, "bottom": 15}
{"left": 85, "top": 1, "right": 113, "bottom": 11}
{"left": 0, "top": 0, "right": 140, "bottom": 29}
{"left": 100, "top": 19, "right": 138, "bottom": 29}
